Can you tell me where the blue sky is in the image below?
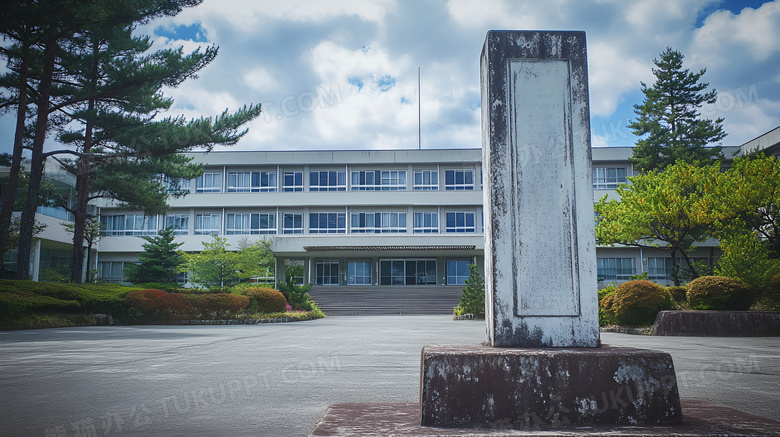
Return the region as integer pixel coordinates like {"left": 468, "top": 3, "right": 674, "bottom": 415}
{"left": 2, "top": 0, "right": 779, "bottom": 154}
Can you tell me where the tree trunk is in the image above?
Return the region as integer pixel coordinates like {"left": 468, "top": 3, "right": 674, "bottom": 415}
{"left": 0, "top": 37, "right": 31, "bottom": 277}
{"left": 16, "top": 25, "right": 57, "bottom": 280}
{"left": 670, "top": 247, "right": 680, "bottom": 286}
{"left": 70, "top": 39, "right": 100, "bottom": 284}
{"left": 70, "top": 159, "right": 90, "bottom": 283}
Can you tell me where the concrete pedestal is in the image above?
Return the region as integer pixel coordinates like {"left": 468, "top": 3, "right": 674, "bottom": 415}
{"left": 420, "top": 345, "right": 682, "bottom": 427}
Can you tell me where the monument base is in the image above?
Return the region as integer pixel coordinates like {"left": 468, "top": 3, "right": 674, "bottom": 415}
{"left": 310, "top": 400, "right": 780, "bottom": 436}
{"left": 420, "top": 345, "right": 682, "bottom": 427}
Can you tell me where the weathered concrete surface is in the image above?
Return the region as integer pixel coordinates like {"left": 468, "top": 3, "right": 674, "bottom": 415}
{"left": 481, "top": 30, "right": 599, "bottom": 347}
{"left": 419, "top": 345, "right": 682, "bottom": 427}
{"left": 311, "top": 399, "right": 780, "bottom": 436}
{"left": 652, "top": 310, "right": 780, "bottom": 336}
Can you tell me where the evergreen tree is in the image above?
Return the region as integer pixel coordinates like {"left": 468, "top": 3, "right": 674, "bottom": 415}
{"left": 1, "top": 0, "right": 262, "bottom": 282}
{"left": 0, "top": 0, "right": 205, "bottom": 280}
{"left": 629, "top": 48, "right": 727, "bottom": 172}
{"left": 456, "top": 264, "right": 485, "bottom": 316}
{"left": 124, "top": 226, "right": 184, "bottom": 284}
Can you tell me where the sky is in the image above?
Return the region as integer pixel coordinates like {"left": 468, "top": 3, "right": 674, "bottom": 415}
{"left": 2, "top": 0, "right": 779, "bottom": 154}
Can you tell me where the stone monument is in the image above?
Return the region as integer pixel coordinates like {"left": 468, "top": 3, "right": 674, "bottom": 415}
{"left": 419, "top": 31, "right": 683, "bottom": 427}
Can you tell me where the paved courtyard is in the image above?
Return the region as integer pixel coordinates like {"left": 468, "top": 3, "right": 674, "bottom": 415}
{"left": 0, "top": 316, "right": 778, "bottom": 436}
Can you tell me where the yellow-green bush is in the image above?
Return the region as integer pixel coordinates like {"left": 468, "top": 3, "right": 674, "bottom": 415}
{"left": 666, "top": 286, "right": 688, "bottom": 303}
{"left": 598, "top": 284, "right": 618, "bottom": 326}
{"left": 686, "top": 276, "right": 754, "bottom": 310}
{"left": 242, "top": 287, "right": 287, "bottom": 314}
{"left": 612, "top": 280, "right": 674, "bottom": 326}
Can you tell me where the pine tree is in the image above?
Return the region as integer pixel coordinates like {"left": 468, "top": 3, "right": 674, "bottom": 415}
{"left": 1, "top": 0, "right": 206, "bottom": 280}
{"left": 1, "top": 1, "right": 262, "bottom": 282}
{"left": 629, "top": 47, "right": 727, "bottom": 172}
{"left": 124, "top": 227, "right": 184, "bottom": 284}
{"left": 456, "top": 264, "right": 485, "bottom": 316}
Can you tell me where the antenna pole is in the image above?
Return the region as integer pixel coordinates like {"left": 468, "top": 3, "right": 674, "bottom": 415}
{"left": 418, "top": 66, "right": 421, "bottom": 150}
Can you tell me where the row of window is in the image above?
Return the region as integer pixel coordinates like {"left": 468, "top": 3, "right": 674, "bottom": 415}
{"left": 597, "top": 257, "right": 711, "bottom": 280}
{"left": 186, "top": 169, "right": 479, "bottom": 193}
{"left": 188, "top": 167, "right": 626, "bottom": 193}
{"left": 99, "top": 211, "right": 481, "bottom": 236}
{"left": 99, "top": 258, "right": 473, "bottom": 286}
{"left": 317, "top": 259, "right": 471, "bottom": 285}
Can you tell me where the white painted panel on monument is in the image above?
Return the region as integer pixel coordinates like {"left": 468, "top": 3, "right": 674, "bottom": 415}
{"left": 508, "top": 59, "right": 580, "bottom": 317}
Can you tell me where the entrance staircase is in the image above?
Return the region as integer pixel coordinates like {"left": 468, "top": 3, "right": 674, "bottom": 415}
{"left": 308, "top": 285, "right": 463, "bottom": 316}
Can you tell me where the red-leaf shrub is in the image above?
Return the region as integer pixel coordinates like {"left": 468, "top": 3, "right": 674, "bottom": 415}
{"left": 124, "top": 289, "right": 190, "bottom": 320}
{"left": 186, "top": 293, "right": 249, "bottom": 319}
{"left": 242, "top": 287, "right": 287, "bottom": 314}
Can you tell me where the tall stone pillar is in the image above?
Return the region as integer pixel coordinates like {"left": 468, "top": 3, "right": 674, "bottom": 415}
{"left": 481, "top": 31, "right": 599, "bottom": 347}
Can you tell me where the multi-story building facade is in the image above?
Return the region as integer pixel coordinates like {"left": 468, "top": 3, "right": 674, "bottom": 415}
{"left": 95, "top": 149, "right": 485, "bottom": 288}
{"left": 4, "top": 126, "right": 779, "bottom": 287}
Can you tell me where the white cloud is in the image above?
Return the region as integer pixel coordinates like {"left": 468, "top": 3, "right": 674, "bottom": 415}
{"left": 3, "top": 0, "right": 780, "bottom": 155}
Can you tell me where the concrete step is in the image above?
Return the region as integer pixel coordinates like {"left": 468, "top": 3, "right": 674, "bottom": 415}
{"left": 309, "top": 285, "right": 463, "bottom": 316}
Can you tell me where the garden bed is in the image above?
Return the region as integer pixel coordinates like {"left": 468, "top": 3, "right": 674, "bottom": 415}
{"left": 652, "top": 310, "right": 780, "bottom": 336}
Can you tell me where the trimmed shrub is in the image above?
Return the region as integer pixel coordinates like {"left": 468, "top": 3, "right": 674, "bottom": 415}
{"left": 186, "top": 293, "right": 250, "bottom": 319}
{"left": 242, "top": 287, "right": 287, "bottom": 314}
{"left": 598, "top": 284, "right": 618, "bottom": 326}
{"left": 687, "top": 276, "right": 754, "bottom": 310}
{"left": 666, "top": 286, "right": 688, "bottom": 303}
{"left": 124, "top": 289, "right": 191, "bottom": 320}
{"left": 612, "top": 280, "right": 675, "bottom": 326}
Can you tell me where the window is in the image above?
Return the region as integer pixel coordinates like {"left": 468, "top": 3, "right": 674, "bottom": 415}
{"left": 196, "top": 173, "right": 222, "bottom": 193}
{"left": 309, "top": 212, "right": 346, "bottom": 234}
{"left": 380, "top": 259, "right": 437, "bottom": 285}
{"left": 445, "top": 212, "right": 476, "bottom": 233}
{"left": 100, "top": 215, "right": 158, "bottom": 236}
{"left": 350, "top": 212, "right": 407, "bottom": 233}
{"left": 597, "top": 258, "right": 635, "bottom": 280}
{"left": 413, "top": 212, "right": 439, "bottom": 233}
{"left": 348, "top": 261, "right": 372, "bottom": 285}
{"left": 100, "top": 215, "right": 125, "bottom": 236}
{"left": 225, "top": 213, "right": 276, "bottom": 234}
{"left": 414, "top": 170, "right": 439, "bottom": 190}
{"left": 648, "top": 257, "right": 673, "bottom": 280}
{"left": 283, "top": 213, "right": 303, "bottom": 234}
{"left": 315, "top": 260, "right": 339, "bottom": 285}
{"left": 165, "top": 214, "right": 189, "bottom": 235}
{"left": 351, "top": 170, "right": 407, "bottom": 191}
{"left": 445, "top": 169, "right": 474, "bottom": 190}
{"left": 310, "top": 170, "right": 346, "bottom": 191}
{"left": 283, "top": 172, "right": 303, "bottom": 192}
{"left": 227, "top": 171, "right": 278, "bottom": 192}
{"left": 593, "top": 167, "right": 627, "bottom": 189}
{"left": 195, "top": 214, "right": 220, "bottom": 235}
{"left": 447, "top": 260, "right": 471, "bottom": 285}
{"left": 163, "top": 177, "right": 190, "bottom": 194}
{"left": 99, "top": 261, "right": 124, "bottom": 283}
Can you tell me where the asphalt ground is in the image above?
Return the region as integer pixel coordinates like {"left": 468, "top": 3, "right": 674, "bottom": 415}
{"left": 0, "top": 316, "right": 777, "bottom": 437}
